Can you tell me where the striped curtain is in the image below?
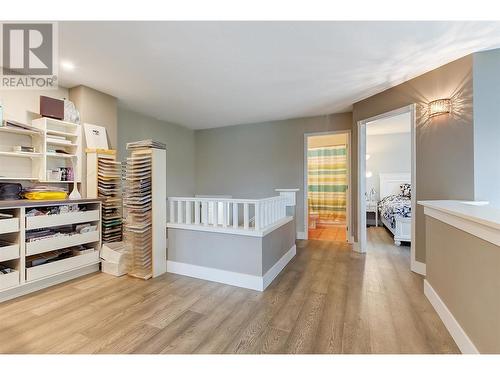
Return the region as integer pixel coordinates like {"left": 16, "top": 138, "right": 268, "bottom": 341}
{"left": 307, "top": 145, "right": 347, "bottom": 225}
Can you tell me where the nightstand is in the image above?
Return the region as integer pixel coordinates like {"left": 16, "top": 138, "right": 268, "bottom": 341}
{"left": 366, "top": 201, "right": 378, "bottom": 227}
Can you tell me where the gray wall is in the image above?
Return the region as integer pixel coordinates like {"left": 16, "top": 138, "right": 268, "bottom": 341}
{"left": 473, "top": 49, "right": 500, "bottom": 208}
{"left": 117, "top": 107, "right": 196, "bottom": 197}
{"left": 168, "top": 219, "right": 295, "bottom": 276}
{"left": 353, "top": 55, "right": 474, "bottom": 263}
{"left": 366, "top": 132, "right": 411, "bottom": 201}
{"left": 194, "top": 113, "right": 353, "bottom": 235}
{"left": 426, "top": 217, "right": 500, "bottom": 353}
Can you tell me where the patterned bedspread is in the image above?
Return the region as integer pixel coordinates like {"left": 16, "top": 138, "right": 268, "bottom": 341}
{"left": 378, "top": 195, "right": 411, "bottom": 229}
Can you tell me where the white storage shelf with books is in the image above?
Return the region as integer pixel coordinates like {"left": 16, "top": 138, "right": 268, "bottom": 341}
{"left": 31, "top": 117, "right": 83, "bottom": 183}
{"left": 0, "top": 199, "right": 103, "bottom": 302}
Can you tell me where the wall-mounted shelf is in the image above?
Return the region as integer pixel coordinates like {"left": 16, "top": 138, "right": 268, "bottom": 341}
{"left": 46, "top": 153, "right": 77, "bottom": 159}
{"left": 31, "top": 118, "right": 83, "bottom": 184}
{"left": 46, "top": 139, "right": 78, "bottom": 147}
{"left": 0, "top": 177, "right": 38, "bottom": 181}
{"left": 0, "top": 127, "right": 42, "bottom": 136}
{"left": 46, "top": 130, "right": 79, "bottom": 138}
{"left": 0, "top": 151, "right": 43, "bottom": 159}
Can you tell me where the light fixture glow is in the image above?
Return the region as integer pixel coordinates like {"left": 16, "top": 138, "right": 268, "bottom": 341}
{"left": 428, "top": 99, "right": 451, "bottom": 117}
{"left": 366, "top": 171, "right": 373, "bottom": 178}
{"left": 366, "top": 154, "right": 371, "bottom": 161}
{"left": 60, "top": 60, "right": 75, "bottom": 71}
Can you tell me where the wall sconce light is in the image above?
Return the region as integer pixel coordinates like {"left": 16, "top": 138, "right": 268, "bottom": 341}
{"left": 428, "top": 99, "right": 451, "bottom": 117}
{"left": 366, "top": 154, "right": 371, "bottom": 161}
{"left": 366, "top": 171, "right": 373, "bottom": 178}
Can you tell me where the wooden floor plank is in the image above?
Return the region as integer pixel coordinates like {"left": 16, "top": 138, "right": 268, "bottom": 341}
{"left": 0, "top": 228, "right": 459, "bottom": 354}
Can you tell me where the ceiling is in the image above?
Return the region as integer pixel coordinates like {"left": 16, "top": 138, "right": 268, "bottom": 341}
{"left": 58, "top": 21, "right": 500, "bottom": 129}
{"left": 367, "top": 112, "right": 411, "bottom": 135}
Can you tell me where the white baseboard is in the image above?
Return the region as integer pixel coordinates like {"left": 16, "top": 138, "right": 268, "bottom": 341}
{"left": 0, "top": 263, "right": 100, "bottom": 303}
{"left": 424, "top": 279, "right": 479, "bottom": 354}
{"left": 262, "top": 244, "right": 296, "bottom": 290}
{"left": 167, "top": 244, "right": 296, "bottom": 292}
{"left": 296, "top": 231, "right": 306, "bottom": 240}
{"left": 411, "top": 260, "right": 426, "bottom": 276}
{"left": 353, "top": 242, "right": 365, "bottom": 253}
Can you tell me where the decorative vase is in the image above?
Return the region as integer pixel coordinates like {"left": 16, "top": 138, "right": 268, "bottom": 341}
{"left": 68, "top": 157, "right": 81, "bottom": 199}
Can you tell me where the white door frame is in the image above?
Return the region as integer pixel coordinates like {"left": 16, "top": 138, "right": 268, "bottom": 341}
{"left": 357, "top": 104, "right": 421, "bottom": 274}
{"left": 304, "top": 130, "right": 352, "bottom": 243}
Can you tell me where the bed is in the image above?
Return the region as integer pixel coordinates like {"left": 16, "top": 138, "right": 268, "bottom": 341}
{"left": 378, "top": 173, "right": 412, "bottom": 246}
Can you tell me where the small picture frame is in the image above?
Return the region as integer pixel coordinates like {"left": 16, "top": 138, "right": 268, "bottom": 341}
{"left": 84, "top": 123, "right": 109, "bottom": 149}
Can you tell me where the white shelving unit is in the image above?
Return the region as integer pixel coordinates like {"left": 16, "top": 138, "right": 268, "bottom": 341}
{"left": 0, "top": 199, "right": 102, "bottom": 302}
{"left": 0, "top": 126, "right": 44, "bottom": 181}
{"left": 31, "top": 118, "right": 83, "bottom": 184}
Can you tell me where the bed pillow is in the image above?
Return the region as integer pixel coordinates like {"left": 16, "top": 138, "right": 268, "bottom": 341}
{"left": 400, "top": 183, "right": 411, "bottom": 198}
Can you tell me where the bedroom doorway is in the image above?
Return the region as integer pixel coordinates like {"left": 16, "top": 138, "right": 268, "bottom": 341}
{"left": 304, "top": 130, "right": 351, "bottom": 242}
{"left": 357, "top": 104, "right": 420, "bottom": 273}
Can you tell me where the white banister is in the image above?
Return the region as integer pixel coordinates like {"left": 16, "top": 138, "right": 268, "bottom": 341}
{"left": 185, "top": 201, "right": 192, "bottom": 224}
{"left": 194, "top": 200, "right": 200, "bottom": 224}
{"left": 202, "top": 201, "right": 208, "bottom": 226}
{"left": 254, "top": 202, "right": 260, "bottom": 230}
{"left": 177, "top": 200, "right": 183, "bottom": 223}
{"left": 233, "top": 202, "right": 238, "bottom": 229}
{"left": 169, "top": 200, "right": 175, "bottom": 223}
{"left": 222, "top": 202, "right": 228, "bottom": 228}
{"left": 168, "top": 195, "right": 291, "bottom": 234}
{"left": 243, "top": 203, "right": 249, "bottom": 229}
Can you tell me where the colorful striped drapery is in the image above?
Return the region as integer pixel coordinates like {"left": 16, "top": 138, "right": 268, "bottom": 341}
{"left": 307, "top": 145, "right": 347, "bottom": 225}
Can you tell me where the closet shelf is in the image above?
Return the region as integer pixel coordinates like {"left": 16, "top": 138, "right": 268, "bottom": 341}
{"left": 46, "top": 153, "right": 77, "bottom": 159}
{"left": 0, "top": 244, "right": 20, "bottom": 262}
{"left": 0, "top": 127, "right": 42, "bottom": 136}
{"left": 46, "top": 129, "right": 79, "bottom": 138}
{"left": 0, "top": 151, "right": 43, "bottom": 158}
{"left": 39, "top": 180, "right": 75, "bottom": 184}
{"left": 26, "top": 250, "right": 99, "bottom": 282}
{"left": 46, "top": 139, "right": 78, "bottom": 147}
{"left": 26, "top": 231, "right": 100, "bottom": 256}
{"left": 0, "top": 270, "right": 19, "bottom": 290}
{"left": 26, "top": 210, "right": 100, "bottom": 230}
{"left": 0, "top": 176, "right": 38, "bottom": 181}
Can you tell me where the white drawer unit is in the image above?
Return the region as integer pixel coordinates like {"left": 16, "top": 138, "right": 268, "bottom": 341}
{"left": 26, "top": 250, "right": 99, "bottom": 282}
{"left": 26, "top": 210, "right": 100, "bottom": 230}
{"left": 26, "top": 231, "right": 100, "bottom": 256}
{"left": 0, "top": 199, "right": 103, "bottom": 302}
{"left": 0, "top": 218, "right": 20, "bottom": 234}
{"left": 0, "top": 244, "right": 20, "bottom": 262}
{"left": 0, "top": 270, "right": 20, "bottom": 290}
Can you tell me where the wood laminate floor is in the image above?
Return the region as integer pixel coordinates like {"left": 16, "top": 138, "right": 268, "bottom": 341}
{"left": 0, "top": 227, "right": 459, "bottom": 354}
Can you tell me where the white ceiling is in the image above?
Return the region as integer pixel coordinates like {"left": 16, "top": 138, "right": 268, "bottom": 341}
{"left": 58, "top": 21, "right": 500, "bottom": 129}
{"left": 367, "top": 112, "right": 411, "bottom": 135}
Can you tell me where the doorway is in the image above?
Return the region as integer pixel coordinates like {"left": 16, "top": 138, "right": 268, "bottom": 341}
{"left": 357, "top": 104, "right": 422, "bottom": 275}
{"left": 304, "top": 131, "right": 351, "bottom": 242}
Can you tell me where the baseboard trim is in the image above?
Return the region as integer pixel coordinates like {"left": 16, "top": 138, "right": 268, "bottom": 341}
{"left": 262, "top": 244, "right": 296, "bottom": 290}
{"left": 0, "top": 264, "right": 100, "bottom": 303}
{"left": 167, "top": 244, "right": 296, "bottom": 292}
{"left": 296, "top": 231, "right": 306, "bottom": 240}
{"left": 411, "top": 260, "right": 426, "bottom": 276}
{"left": 424, "top": 279, "right": 479, "bottom": 354}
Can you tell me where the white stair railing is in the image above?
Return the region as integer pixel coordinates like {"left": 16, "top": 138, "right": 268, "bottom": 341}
{"left": 168, "top": 195, "right": 288, "bottom": 232}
